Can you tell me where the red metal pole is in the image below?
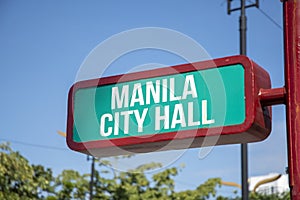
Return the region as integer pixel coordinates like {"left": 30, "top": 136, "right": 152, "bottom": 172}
{"left": 284, "top": 0, "right": 300, "bottom": 199}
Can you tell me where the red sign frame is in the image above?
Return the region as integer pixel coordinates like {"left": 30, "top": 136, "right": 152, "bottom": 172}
{"left": 67, "top": 55, "right": 271, "bottom": 157}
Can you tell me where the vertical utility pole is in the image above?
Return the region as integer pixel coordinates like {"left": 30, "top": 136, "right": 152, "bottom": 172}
{"left": 283, "top": 0, "right": 300, "bottom": 199}
{"left": 88, "top": 156, "right": 96, "bottom": 200}
{"left": 227, "top": 1, "right": 259, "bottom": 199}
{"left": 239, "top": 2, "right": 248, "bottom": 198}
{"left": 239, "top": 0, "right": 247, "bottom": 55}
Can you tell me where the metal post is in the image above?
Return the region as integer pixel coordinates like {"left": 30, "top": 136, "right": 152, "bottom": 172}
{"left": 227, "top": 1, "right": 259, "bottom": 199}
{"left": 283, "top": 0, "right": 300, "bottom": 199}
{"left": 239, "top": 1, "right": 248, "bottom": 200}
{"left": 88, "top": 156, "right": 95, "bottom": 200}
{"left": 240, "top": 0, "right": 247, "bottom": 56}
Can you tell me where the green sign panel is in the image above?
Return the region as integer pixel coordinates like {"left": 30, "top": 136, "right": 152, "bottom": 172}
{"left": 73, "top": 65, "right": 245, "bottom": 142}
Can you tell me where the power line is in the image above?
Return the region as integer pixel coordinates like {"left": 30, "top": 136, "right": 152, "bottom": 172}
{"left": 257, "top": 7, "right": 282, "bottom": 30}
{"left": 0, "top": 138, "right": 68, "bottom": 151}
{"left": 222, "top": 1, "right": 282, "bottom": 30}
{"left": 247, "top": 0, "right": 283, "bottom": 30}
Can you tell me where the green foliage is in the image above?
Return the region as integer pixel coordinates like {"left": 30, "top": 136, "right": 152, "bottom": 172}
{"left": 174, "top": 178, "right": 221, "bottom": 200}
{"left": 92, "top": 159, "right": 221, "bottom": 200}
{"left": 0, "top": 143, "right": 54, "bottom": 199}
{"left": 249, "top": 191, "right": 290, "bottom": 200}
{"left": 0, "top": 143, "right": 291, "bottom": 200}
{"left": 0, "top": 143, "right": 223, "bottom": 200}
{"left": 54, "top": 169, "right": 89, "bottom": 200}
{"left": 216, "top": 191, "right": 290, "bottom": 200}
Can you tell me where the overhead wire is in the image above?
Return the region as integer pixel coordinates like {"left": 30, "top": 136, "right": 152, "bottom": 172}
{"left": 0, "top": 138, "right": 68, "bottom": 151}
{"left": 257, "top": 7, "right": 282, "bottom": 30}
{"left": 247, "top": 0, "right": 283, "bottom": 30}
{"left": 224, "top": 0, "right": 282, "bottom": 30}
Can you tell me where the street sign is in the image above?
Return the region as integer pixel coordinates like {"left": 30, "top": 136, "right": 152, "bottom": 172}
{"left": 67, "top": 55, "right": 271, "bottom": 157}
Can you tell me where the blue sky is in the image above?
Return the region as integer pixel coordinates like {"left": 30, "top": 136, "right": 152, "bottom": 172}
{"left": 0, "top": 0, "right": 286, "bottom": 197}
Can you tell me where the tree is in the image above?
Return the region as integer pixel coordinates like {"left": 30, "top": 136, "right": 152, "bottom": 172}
{"left": 174, "top": 178, "right": 221, "bottom": 200}
{"left": 53, "top": 169, "right": 89, "bottom": 200}
{"left": 0, "top": 143, "right": 228, "bottom": 200}
{"left": 248, "top": 191, "right": 290, "bottom": 200}
{"left": 92, "top": 159, "right": 222, "bottom": 200}
{"left": 0, "top": 143, "right": 54, "bottom": 200}
{"left": 215, "top": 191, "right": 290, "bottom": 200}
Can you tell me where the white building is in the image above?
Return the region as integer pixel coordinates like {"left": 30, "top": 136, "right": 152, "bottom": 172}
{"left": 248, "top": 173, "right": 289, "bottom": 195}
